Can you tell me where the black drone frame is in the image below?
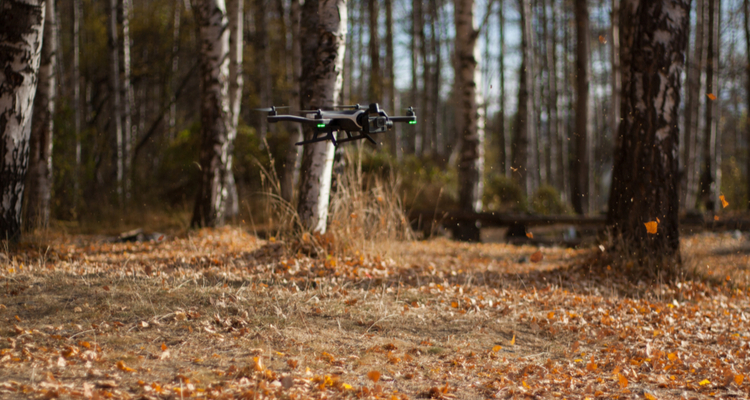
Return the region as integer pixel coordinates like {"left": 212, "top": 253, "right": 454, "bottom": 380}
{"left": 263, "top": 103, "right": 416, "bottom": 146}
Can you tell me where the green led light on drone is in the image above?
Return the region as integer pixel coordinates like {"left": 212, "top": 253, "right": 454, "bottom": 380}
{"left": 409, "top": 121, "right": 417, "bottom": 125}
{"left": 317, "top": 123, "right": 325, "bottom": 128}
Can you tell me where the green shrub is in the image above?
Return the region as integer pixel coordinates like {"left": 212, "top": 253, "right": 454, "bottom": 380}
{"left": 482, "top": 175, "right": 526, "bottom": 212}
{"left": 530, "top": 184, "right": 571, "bottom": 215}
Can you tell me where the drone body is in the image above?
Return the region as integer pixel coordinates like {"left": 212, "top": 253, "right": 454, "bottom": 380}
{"left": 263, "top": 103, "right": 416, "bottom": 146}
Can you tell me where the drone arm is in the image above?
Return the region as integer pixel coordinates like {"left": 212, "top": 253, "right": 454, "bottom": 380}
{"left": 268, "top": 115, "right": 326, "bottom": 124}
{"left": 390, "top": 116, "right": 417, "bottom": 124}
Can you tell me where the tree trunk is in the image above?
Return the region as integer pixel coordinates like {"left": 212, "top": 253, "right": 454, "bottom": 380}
{"left": 297, "top": 0, "right": 347, "bottom": 233}
{"left": 0, "top": 0, "right": 45, "bottom": 241}
{"left": 544, "top": 0, "right": 559, "bottom": 187}
{"left": 191, "top": 0, "right": 232, "bottom": 228}
{"left": 512, "top": 0, "right": 534, "bottom": 197}
{"left": 572, "top": 0, "right": 589, "bottom": 215}
{"left": 610, "top": 0, "right": 620, "bottom": 192}
{"left": 256, "top": 0, "right": 272, "bottom": 141}
{"left": 384, "top": 0, "right": 398, "bottom": 158}
{"left": 499, "top": 0, "right": 508, "bottom": 176}
{"left": 225, "top": 0, "right": 244, "bottom": 220}
{"left": 699, "top": 0, "right": 718, "bottom": 212}
{"left": 745, "top": 0, "right": 750, "bottom": 210}
{"left": 73, "top": 0, "right": 82, "bottom": 212}
{"left": 24, "top": 0, "right": 57, "bottom": 231}
{"left": 121, "top": 0, "right": 133, "bottom": 202}
{"left": 169, "top": 0, "right": 182, "bottom": 138}
{"left": 684, "top": 0, "right": 706, "bottom": 210}
{"left": 453, "top": 0, "right": 483, "bottom": 242}
{"left": 368, "top": 0, "right": 381, "bottom": 103}
{"left": 281, "top": 0, "right": 304, "bottom": 202}
{"left": 607, "top": 0, "right": 689, "bottom": 272}
{"left": 108, "top": 0, "right": 124, "bottom": 204}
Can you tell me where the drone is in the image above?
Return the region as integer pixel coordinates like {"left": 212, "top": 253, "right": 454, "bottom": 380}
{"left": 259, "top": 103, "right": 417, "bottom": 146}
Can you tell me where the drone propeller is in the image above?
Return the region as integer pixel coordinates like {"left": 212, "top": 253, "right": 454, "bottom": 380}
{"left": 332, "top": 104, "right": 362, "bottom": 110}
{"left": 253, "top": 106, "right": 290, "bottom": 112}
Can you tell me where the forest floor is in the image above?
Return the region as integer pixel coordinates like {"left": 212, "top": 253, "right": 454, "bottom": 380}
{"left": 1, "top": 227, "right": 749, "bottom": 399}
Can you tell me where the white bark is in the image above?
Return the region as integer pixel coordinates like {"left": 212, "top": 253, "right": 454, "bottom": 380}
{"left": 108, "top": 0, "right": 124, "bottom": 203}
{"left": 0, "top": 0, "right": 45, "bottom": 240}
{"left": 225, "top": 0, "right": 243, "bottom": 219}
{"left": 122, "top": 0, "right": 134, "bottom": 201}
{"left": 297, "top": 0, "right": 347, "bottom": 233}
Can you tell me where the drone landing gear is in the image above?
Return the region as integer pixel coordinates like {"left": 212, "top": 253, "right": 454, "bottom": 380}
{"left": 336, "top": 130, "right": 377, "bottom": 145}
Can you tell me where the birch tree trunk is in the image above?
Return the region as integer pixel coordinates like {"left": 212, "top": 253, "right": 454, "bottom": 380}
{"left": 281, "top": 0, "right": 303, "bottom": 202}
{"left": 512, "top": 0, "right": 534, "bottom": 197}
{"left": 607, "top": 0, "right": 689, "bottom": 272}
{"left": 224, "top": 0, "right": 243, "bottom": 219}
{"left": 191, "top": 0, "right": 232, "bottom": 228}
{"left": 122, "top": 0, "right": 133, "bottom": 202}
{"left": 297, "top": 0, "right": 347, "bottom": 234}
{"left": 545, "top": 0, "right": 559, "bottom": 187}
{"left": 169, "top": 0, "right": 181, "bottom": 138}
{"left": 572, "top": 0, "right": 590, "bottom": 215}
{"left": 684, "top": 0, "right": 706, "bottom": 210}
{"left": 499, "top": 0, "right": 508, "bottom": 175}
{"left": 108, "top": 0, "right": 124, "bottom": 204}
{"left": 0, "top": 0, "right": 45, "bottom": 241}
{"left": 24, "top": 0, "right": 56, "bottom": 231}
{"left": 453, "top": 0, "right": 484, "bottom": 242}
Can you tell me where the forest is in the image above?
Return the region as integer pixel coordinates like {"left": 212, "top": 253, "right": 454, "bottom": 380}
{"left": 1, "top": 0, "right": 750, "bottom": 399}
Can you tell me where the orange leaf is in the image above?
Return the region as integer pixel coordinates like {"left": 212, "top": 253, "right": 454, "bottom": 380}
{"left": 617, "top": 373, "right": 628, "bottom": 388}
{"left": 161, "top": 343, "right": 167, "bottom": 352}
{"left": 707, "top": 93, "right": 716, "bottom": 100}
{"left": 525, "top": 232, "right": 534, "bottom": 239}
{"left": 699, "top": 379, "right": 710, "bottom": 386}
{"left": 367, "top": 370, "right": 381, "bottom": 383}
{"left": 714, "top": 215, "right": 720, "bottom": 221}
{"left": 734, "top": 374, "right": 744, "bottom": 385}
{"left": 599, "top": 35, "right": 607, "bottom": 44}
{"left": 116, "top": 360, "right": 135, "bottom": 373}
{"left": 667, "top": 352, "right": 677, "bottom": 361}
{"left": 510, "top": 335, "right": 516, "bottom": 346}
{"left": 644, "top": 393, "right": 658, "bottom": 400}
{"left": 644, "top": 221, "right": 658, "bottom": 234}
{"left": 451, "top": 301, "right": 458, "bottom": 308}
{"left": 720, "top": 194, "right": 729, "bottom": 208}
{"left": 530, "top": 251, "right": 543, "bottom": 263}
{"left": 492, "top": 345, "right": 502, "bottom": 352}
{"left": 522, "top": 381, "right": 530, "bottom": 389}
{"left": 547, "top": 312, "right": 555, "bottom": 319}
{"left": 586, "top": 356, "right": 598, "bottom": 371}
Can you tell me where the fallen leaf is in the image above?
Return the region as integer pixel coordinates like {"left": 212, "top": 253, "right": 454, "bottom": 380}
{"left": 644, "top": 221, "right": 658, "bottom": 234}
{"left": 116, "top": 360, "right": 135, "bottom": 373}
{"left": 699, "top": 379, "right": 710, "bottom": 386}
{"left": 644, "top": 393, "right": 658, "bottom": 400}
{"left": 617, "top": 373, "right": 628, "bottom": 388}
{"left": 510, "top": 334, "right": 515, "bottom": 346}
{"left": 735, "top": 374, "right": 744, "bottom": 385}
{"left": 367, "top": 370, "right": 381, "bottom": 383}
{"left": 525, "top": 232, "right": 534, "bottom": 239}
{"left": 707, "top": 93, "right": 716, "bottom": 100}
{"left": 714, "top": 215, "right": 720, "bottom": 221}
{"left": 492, "top": 345, "right": 502, "bottom": 352}
{"left": 599, "top": 35, "right": 607, "bottom": 44}
{"left": 161, "top": 343, "right": 167, "bottom": 351}
{"left": 530, "top": 251, "right": 543, "bottom": 263}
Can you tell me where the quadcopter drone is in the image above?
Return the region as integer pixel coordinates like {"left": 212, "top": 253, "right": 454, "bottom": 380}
{"left": 259, "top": 103, "right": 416, "bottom": 146}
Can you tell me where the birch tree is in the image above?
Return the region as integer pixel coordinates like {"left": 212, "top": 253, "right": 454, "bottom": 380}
{"left": 191, "top": 0, "right": 232, "bottom": 228}
{"left": 256, "top": 0, "right": 272, "bottom": 142}
{"left": 297, "top": 0, "right": 347, "bottom": 233}
{"left": 453, "top": 0, "right": 484, "bottom": 241}
{"left": 108, "top": 0, "right": 124, "bottom": 204}
{"left": 24, "top": 0, "right": 57, "bottom": 230}
{"left": 280, "top": 0, "right": 303, "bottom": 202}
{"left": 607, "top": 0, "right": 690, "bottom": 271}
{"left": 744, "top": 0, "right": 750, "bottom": 210}
{"left": 683, "top": 0, "right": 706, "bottom": 209}
{"left": 225, "top": 0, "right": 243, "bottom": 219}
{"left": 121, "top": 0, "right": 134, "bottom": 201}
{"left": 0, "top": 0, "right": 45, "bottom": 241}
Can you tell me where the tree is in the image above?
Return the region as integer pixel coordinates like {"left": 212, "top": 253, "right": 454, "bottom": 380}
{"left": 0, "top": 0, "right": 45, "bottom": 241}
{"left": 108, "top": 0, "right": 124, "bottom": 204}
{"left": 572, "top": 0, "right": 590, "bottom": 215}
{"left": 121, "top": 0, "right": 134, "bottom": 201}
{"left": 225, "top": 0, "right": 244, "bottom": 219}
{"left": 280, "top": 0, "right": 303, "bottom": 202}
{"left": 699, "top": 0, "right": 720, "bottom": 212}
{"left": 683, "top": 0, "right": 706, "bottom": 210}
{"left": 607, "top": 0, "right": 690, "bottom": 272}
{"left": 256, "top": 0, "right": 272, "bottom": 142}
{"left": 453, "top": 0, "right": 484, "bottom": 241}
{"left": 744, "top": 0, "right": 750, "bottom": 210}
{"left": 24, "top": 0, "right": 57, "bottom": 231}
{"left": 191, "top": 0, "right": 233, "bottom": 228}
{"left": 296, "top": 0, "right": 348, "bottom": 233}
{"left": 512, "top": 0, "right": 534, "bottom": 196}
